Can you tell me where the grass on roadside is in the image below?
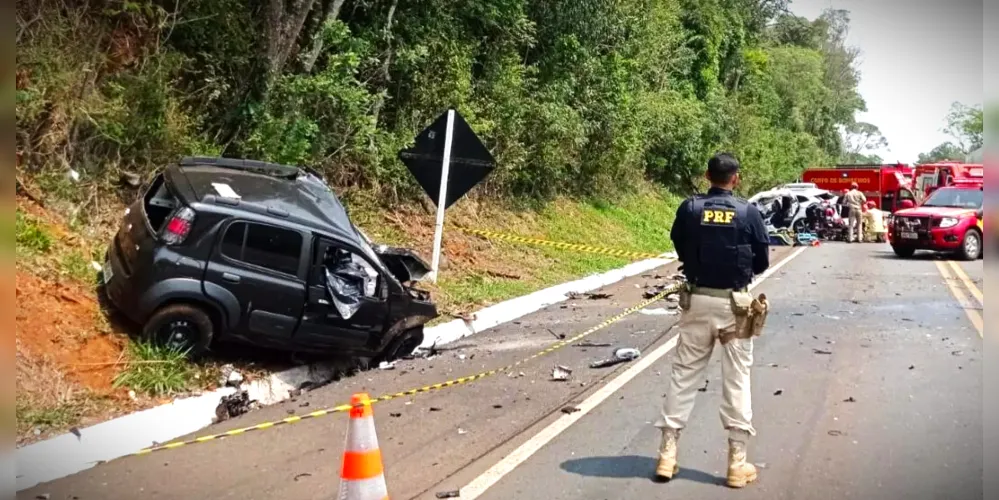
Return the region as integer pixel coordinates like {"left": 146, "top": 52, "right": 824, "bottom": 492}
{"left": 358, "top": 185, "right": 681, "bottom": 317}
{"left": 16, "top": 399, "right": 81, "bottom": 431}
{"left": 16, "top": 209, "right": 53, "bottom": 255}
{"left": 113, "top": 342, "right": 196, "bottom": 397}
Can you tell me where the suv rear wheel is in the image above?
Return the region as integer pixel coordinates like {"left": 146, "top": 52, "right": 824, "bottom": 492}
{"left": 892, "top": 245, "right": 916, "bottom": 258}
{"left": 142, "top": 304, "right": 214, "bottom": 358}
{"left": 958, "top": 230, "right": 982, "bottom": 261}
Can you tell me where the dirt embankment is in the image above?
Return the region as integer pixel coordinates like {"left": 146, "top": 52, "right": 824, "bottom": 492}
{"left": 15, "top": 192, "right": 140, "bottom": 443}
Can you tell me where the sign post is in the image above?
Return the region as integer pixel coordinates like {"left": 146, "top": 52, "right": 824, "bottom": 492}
{"left": 428, "top": 110, "right": 456, "bottom": 282}
{"left": 399, "top": 109, "right": 496, "bottom": 284}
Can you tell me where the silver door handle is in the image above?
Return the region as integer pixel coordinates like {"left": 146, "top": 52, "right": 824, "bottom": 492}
{"left": 222, "top": 272, "right": 241, "bottom": 283}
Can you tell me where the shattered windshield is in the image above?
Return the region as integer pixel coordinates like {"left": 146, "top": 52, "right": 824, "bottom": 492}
{"left": 922, "top": 189, "right": 982, "bottom": 209}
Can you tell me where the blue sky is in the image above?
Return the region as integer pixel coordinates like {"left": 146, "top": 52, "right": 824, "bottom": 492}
{"left": 790, "top": 0, "right": 984, "bottom": 163}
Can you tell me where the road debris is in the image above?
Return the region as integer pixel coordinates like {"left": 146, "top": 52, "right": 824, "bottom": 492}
{"left": 378, "top": 361, "right": 396, "bottom": 370}
{"left": 561, "top": 406, "right": 581, "bottom": 414}
{"left": 843, "top": 397, "right": 856, "bottom": 403}
{"left": 566, "top": 291, "right": 612, "bottom": 300}
{"left": 293, "top": 473, "right": 312, "bottom": 482}
{"left": 493, "top": 404, "right": 503, "bottom": 409}
{"left": 547, "top": 329, "right": 566, "bottom": 340}
{"left": 590, "top": 347, "right": 641, "bottom": 368}
{"left": 573, "top": 341, "right": 612, "bottom": 348}
{"left": 436, "top": 490, "right": 461, "bottom": 498}
{"left": 908, "top": 365, "right": 915, "bottom": 370}
{"left": 551, "top": 365, "right": 573, "bottom": 381}
{"left": 828, "top": 430, "right": 844, "bottom": 436}
{"left": 457, "top": 428, "right": 468, "bottom": 435}
{"left": 218, "top": 364, "right": 244, "bottom": 387}
{"left": 767, "top": 363, "right": 779, "bottom": 368}
{"left": 773, "top": 389, "right": 784, "bottom": 396}
{"left": 215, "top": 390, "right": 252, "bottom": 423}
{"left": 643, "top": 286, "right": 670, "bottom": 299}
{"left": 951, "top": 350, "right": 964, "bottom": 356}
{"left": 429, "top": 407, "right": 443, "bottom": 412}
{"left": 812, "top": 349, "right": 833, "bottom": 355}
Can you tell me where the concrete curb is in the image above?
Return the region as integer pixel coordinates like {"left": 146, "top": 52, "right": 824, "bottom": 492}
{"left": 418, "top": 253, "right": 677, "bottom": 348}
{"left": 15, "top": 253, "right": 676, "bottom": 491}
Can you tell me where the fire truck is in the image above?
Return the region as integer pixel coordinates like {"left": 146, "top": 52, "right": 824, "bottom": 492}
{"left": 912, "top": 162, "right": 984, "bottom": 202}
{"left": 801, "top": 163, "right": 916, "bottom": 213}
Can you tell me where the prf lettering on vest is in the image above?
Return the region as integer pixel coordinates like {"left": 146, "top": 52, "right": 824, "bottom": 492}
{"left": 702, "top": 209, "right": 736, "bottom": 226}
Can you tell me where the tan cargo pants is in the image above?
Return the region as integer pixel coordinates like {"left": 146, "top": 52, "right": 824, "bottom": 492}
{"left": 848, "top": 209, "right": 864, "bottom": 242}
{"left": 656, "top": 291, "right": 756, "bottom": 439}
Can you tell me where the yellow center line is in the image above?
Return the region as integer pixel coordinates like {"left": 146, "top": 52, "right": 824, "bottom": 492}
{"left": 935, "top": 260, "right": 983, "bottom": 338}
{"left": 945, "top": 260, "right": 983, "bottom": 305}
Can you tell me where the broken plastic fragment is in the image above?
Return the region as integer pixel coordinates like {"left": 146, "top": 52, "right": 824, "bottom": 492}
{"left": 551, "top": 365, "right": 572, "bottom": 381}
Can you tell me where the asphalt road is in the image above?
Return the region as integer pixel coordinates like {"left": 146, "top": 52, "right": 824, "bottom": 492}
{"left": 462, "top": 243, "right": 984, "bottom": 500}
{"left": 18, "top": 244, "right": 984, "bottom": 500}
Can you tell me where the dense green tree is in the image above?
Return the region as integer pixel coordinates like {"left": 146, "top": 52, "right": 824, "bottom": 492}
{"left": 15, "top": 0, "right": 874, "bottom": 201}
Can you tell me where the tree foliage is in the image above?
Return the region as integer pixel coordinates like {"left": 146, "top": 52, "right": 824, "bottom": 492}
{"left": 16, "top": 0, "right": 872, "bottom": 201}
{"left": 917, "top": 102, "right": 983, "bottom": 163}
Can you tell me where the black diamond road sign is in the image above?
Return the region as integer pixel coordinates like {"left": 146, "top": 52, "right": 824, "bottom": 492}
{"left": 399, "top": 110, "right": 496, "bottom": 209}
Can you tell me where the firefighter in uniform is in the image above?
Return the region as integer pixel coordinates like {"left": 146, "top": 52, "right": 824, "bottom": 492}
{"left": 655, "top": 152, "right": 771, "bottom": 488}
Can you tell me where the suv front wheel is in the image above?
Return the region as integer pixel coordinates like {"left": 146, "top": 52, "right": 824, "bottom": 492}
{"left": 379, "top": 328, "right": 425, "bottom": 362}
{"left": 958, "top": 229, "right": 982, "bottom": 261}
{"left": 142, "top": 304, "right": 214, "bottom": 358}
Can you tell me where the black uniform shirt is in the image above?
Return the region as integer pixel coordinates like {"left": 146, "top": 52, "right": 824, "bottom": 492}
{"left": 670, "top": 187, "right": 770, "bottom": 289}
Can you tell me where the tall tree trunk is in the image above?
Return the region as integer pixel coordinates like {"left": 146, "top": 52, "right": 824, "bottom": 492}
{"left": 264, "top": 0, "right": 318, "bottom": 83}
{"left": 369, "top": 0, "right": 399, "bottom": 144}
{"left": 301, "top": 0, "right": 347, "bottom": 73}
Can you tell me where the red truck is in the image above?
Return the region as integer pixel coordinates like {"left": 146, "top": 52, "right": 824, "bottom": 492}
{"left": 801, "top": 163, "right": 916, "bottom": 213}
{"left": 912, "top": 162, "right": 984, "bottom": 202}
{"left": 888, "top": 185, "right": 984, "bottom": 260}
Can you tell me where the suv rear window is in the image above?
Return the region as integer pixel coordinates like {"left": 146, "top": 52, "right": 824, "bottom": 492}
{"left": 221, "top": 222, "right": 303, "bottom": 276}
{"left": 143, "top": 173, "right": 180, "bottom": 233}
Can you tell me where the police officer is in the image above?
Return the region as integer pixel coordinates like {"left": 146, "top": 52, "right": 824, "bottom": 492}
{"left": 655, "top": 152, "right": 770, "bottom": 488}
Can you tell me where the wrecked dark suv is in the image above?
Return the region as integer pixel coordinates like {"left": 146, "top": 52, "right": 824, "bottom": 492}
{"left": 103, "top": 157, "right": 438, "bottom": 359}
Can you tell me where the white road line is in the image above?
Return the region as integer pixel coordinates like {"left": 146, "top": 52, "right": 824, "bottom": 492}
{"left": 458, "top": 246, "right": 809, "bottom": 498}
{"left": 936, "top": 261, "right": 984, "bottom": 338}
{"left": 945, "top": 260, "right": 983, "bottom": 305}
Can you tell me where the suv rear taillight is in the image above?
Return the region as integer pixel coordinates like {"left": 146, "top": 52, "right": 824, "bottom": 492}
{"left": 161, "top": 207, "right": 196, "bottom": 245}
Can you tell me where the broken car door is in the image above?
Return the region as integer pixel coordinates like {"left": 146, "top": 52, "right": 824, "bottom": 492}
{"left": 297, "top": 237, "right": 388, "bottom": 354}
{"left": 205, "top": 220, "right": 308, "bottom": 345}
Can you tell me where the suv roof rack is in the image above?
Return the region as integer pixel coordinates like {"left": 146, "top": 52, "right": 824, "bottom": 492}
{"left": 179, "top": 156, "right": 300, "bottom": 179}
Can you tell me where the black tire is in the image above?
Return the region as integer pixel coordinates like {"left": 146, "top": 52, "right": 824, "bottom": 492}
{"left": 141, "top": 304, "right": 214, "bottom": 358}
{"left": 958, "top": 230, "right": 982, "bottom": 261}
{"left": 379, "top": 328, "right": 425, "bottom": 362}
{"left": 892, "top": 245, "right": 916, "bottom": 258}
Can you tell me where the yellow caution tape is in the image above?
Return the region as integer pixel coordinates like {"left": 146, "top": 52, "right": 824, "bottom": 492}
{"left": 459, "top": 228, "right": 665, "bottom": 260}
{"left": 133, "top": 284, "right": 682, "bottom": 455}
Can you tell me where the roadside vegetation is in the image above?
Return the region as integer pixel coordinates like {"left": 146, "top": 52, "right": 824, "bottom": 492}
{"left": 16, "top": 0, "right": 883, "bottom": 442}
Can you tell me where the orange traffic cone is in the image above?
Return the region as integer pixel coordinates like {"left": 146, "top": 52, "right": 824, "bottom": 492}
{"left": 337, "top": 393, "right": 389, "bottom": 500}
